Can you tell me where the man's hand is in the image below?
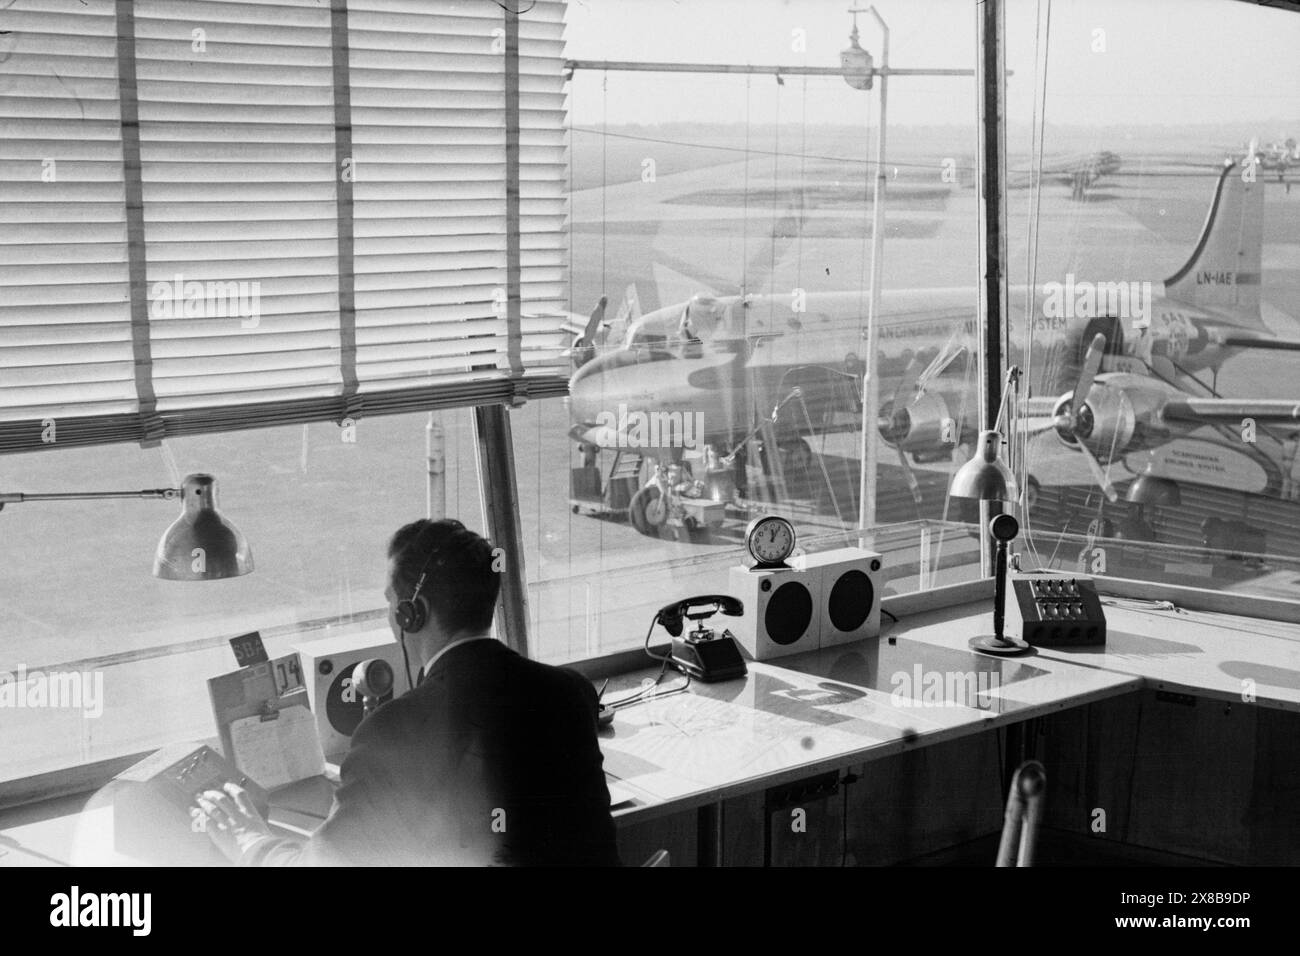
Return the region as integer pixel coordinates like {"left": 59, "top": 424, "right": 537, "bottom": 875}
{"left": 194, "top": 782, "right": 273, "bottom": 864}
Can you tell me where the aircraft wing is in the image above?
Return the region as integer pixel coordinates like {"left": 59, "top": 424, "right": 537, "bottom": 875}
{"left": 1162, "top": 398, "right": 1300, "bottom": 425}
{"left": 1021, "top": 397, "right": 1061, "bottom": 417}
{"left": 559, "top": 316, "right": 588, "bottom": 338}
{"left": 1213, "top": 334, "right": 1300, "bottom": 353}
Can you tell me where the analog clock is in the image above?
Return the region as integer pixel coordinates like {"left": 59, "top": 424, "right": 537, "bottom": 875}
{"left": 744, "top": 515, "right": 796, "bottom": 569}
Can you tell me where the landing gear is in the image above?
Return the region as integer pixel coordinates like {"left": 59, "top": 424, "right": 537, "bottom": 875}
{"left": 628, "top": 484, "right": 666, "bottom": 536}
{"left": 626, "top": 459, "right": 728, "bottom": 542}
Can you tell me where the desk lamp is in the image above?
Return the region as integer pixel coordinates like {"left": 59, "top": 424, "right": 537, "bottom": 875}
{"left": 951, "top": 371, "right": 1029, "bottom": 655}
{"left": 0, "top": 473, "right": 252, "bottom": 580}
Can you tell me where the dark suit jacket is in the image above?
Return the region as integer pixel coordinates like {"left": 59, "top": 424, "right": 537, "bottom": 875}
{"left": 246, "top": 639, "right": 620, "bottom": 866}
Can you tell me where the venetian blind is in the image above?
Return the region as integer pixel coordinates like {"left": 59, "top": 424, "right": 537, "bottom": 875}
{"left": 0, "top": 0, "right": 570, "bottom": 453}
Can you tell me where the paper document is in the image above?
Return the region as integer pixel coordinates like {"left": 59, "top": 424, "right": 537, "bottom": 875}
{"left": 230, "top": 707, "right": 326, "bottom": 790}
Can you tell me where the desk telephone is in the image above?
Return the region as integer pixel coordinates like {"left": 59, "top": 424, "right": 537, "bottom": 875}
{"left": 657, "top": 594, "right": 748, "bottom": 682}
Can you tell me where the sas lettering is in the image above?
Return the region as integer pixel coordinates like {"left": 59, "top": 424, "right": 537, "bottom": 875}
{"left": 1195, "top": 270, "right": 1235, "bottom": 286}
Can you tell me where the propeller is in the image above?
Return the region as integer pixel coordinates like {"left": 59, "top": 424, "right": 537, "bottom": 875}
{"left": 1036, "top": 332, "right": 1119, "bottom": 502}
{"left": 915, "top": 331, "right": 968, "bottom": 395}
{"left": 1075, "top": 441, "right": 1118, "bottom": 503}
{"left": 568, "top": 296, "right": 608, "bottom": 369}
{"left": 897, "top": 447, "right": 923, "bottom": 506}
{"left": 1071, "top": 332, "right": 1105, "bottom": 433}
{"left": 878, "top": 358, "right": 926, "bottom": 506}
{"left": 577, "top": 296, "right": 607, "bottom": 349}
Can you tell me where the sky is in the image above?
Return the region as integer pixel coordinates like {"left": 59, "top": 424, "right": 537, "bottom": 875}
{"left": 563, "top": 0, "right": 1300, "bottom": 130}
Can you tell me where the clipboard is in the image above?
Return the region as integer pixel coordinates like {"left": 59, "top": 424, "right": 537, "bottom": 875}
{"left": 207, "top": 652, "right": 325, "bottom": 790}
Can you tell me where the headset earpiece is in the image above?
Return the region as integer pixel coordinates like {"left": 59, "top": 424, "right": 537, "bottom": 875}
{"left": 395, "top": 538, "right": 437, "bottom": 633}
{"left": 395, "top": 592, "right": 427, "bottom": 633}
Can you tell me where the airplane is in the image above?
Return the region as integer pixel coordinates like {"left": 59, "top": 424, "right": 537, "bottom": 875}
{"left": 1258, "top": 137, "right": 1298, "bottom": 182}
{"left": 565, "top": 149, "right": 1300, "bottom": 541}
{"left": 954, "top": 150, "right": 1123, "bottom": 199}
{"left": 1020, "top": 330, "right": 1300, "bottom": 534}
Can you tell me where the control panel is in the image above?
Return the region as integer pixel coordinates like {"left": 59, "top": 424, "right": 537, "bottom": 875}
{"left": 1012, "top": 577, "right": 1106, "bottom": 647}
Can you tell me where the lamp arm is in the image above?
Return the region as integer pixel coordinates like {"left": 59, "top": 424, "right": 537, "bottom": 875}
{"left": 0, "top": 488, "right": 180, "bottom": 506}
{"left": 991, "top": 365, "right": 1021, "bottom": 436}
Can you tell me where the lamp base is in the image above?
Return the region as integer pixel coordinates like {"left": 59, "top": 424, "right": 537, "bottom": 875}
{"left": 969, "top": 634, "right": 1030, "bottom": 656}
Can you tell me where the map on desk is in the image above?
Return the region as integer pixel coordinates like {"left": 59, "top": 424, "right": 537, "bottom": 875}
{"left": 599, "top": 663, "right": 992, "bottom": 801}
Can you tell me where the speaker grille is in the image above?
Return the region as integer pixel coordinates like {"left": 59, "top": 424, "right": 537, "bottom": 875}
{"left": 827, "top": 569, "right": 873, "bottom": 632}
{"left": 766, "top": 581, "right": 813, "bottom": 645}
{"left": 324, "top": 663, "right": 393, "bottom": 737}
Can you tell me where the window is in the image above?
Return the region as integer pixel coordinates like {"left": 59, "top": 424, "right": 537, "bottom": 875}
{"left": 515, "top": 0, "right": 988, "bottom": 663}
{"left": 1006, "top": 0, "right": 1300, "bottom": 599}
{"left": 0, "top": 411, "right": 485, "bottom": 783}
{"left": 7, "top": 0, "right": 1293, "bottom": 792}
{"left": 0, "top": 0, "right": 564, "bottom": 785}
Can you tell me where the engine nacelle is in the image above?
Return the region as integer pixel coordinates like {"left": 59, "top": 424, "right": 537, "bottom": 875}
{"left": 879, "top": 392, "right": 954, "bottom": 450}
{"left": 1051, "top": 383, "right": 1137, "bottom": 463}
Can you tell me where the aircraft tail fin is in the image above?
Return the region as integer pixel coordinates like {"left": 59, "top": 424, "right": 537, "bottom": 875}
{"left": 609, "top": 284, "right": 642, "bottom": 346}
{"left": 1162, "top": 157, "right": 1266, "bottom": 330}
{"left": 624, "top": 284, "right": 642, "bottom": 323}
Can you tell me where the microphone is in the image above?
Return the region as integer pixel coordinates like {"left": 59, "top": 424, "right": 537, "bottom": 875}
{"left": 352, "top": 659, "right": 395, "bottom": 717}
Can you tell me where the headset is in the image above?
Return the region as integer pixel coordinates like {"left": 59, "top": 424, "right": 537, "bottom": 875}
{"left": 395, "top": 549, "right": 438, "bottom": 634}
{"left": 391, "top": 525, "right": 447, "bottom": 691}
{"left": 396, "top": 522, "right": 474, "bottom": 632}
{"left": 393, "top": 523, "right": 475, "bottom": 687}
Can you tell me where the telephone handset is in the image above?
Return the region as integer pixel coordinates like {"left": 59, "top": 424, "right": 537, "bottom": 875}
{"left": 655, "top": 594, "right": 744, "bottom": 637}
{"left": 655, "top": 594, "right": 747, "bottom": 683}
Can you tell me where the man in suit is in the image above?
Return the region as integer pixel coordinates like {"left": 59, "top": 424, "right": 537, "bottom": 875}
{"left": 197, "top": 518, "right": 620, "bottom": 866}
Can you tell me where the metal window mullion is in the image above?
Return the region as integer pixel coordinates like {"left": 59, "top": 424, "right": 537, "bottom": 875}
{"left": 475, "top": 404, "right": 530, "bottom": 657}
{"left": 504, "top": 5, "right": 523, "bottom": 379}
{"left": 331, "top": 0, "right": 359, "bottom": 415}
{"left": 115, "top": 0, "right": 159, "bottom": 446}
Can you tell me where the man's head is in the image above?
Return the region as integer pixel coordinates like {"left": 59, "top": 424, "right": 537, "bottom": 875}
{"left": 385, "top": 519, "right": 499, "bottom": 643}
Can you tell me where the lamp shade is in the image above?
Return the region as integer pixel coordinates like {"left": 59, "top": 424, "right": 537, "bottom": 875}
{"left": 153, "top": 474, "right": 253, "bottom": 580}
{"left": 951, "top": 430, "right": 1018, "bottom": 503}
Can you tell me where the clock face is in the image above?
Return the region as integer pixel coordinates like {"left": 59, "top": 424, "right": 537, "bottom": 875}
{"left": 746, "top": 516, "right": 796, "bottom": 567}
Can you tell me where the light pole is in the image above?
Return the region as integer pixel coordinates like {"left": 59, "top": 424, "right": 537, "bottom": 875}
{"left": 848, "top": 6, "right": 889, "bottom": 536}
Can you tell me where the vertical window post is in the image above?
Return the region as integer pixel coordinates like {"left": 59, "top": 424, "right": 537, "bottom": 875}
{"left": 476, "top": 5, "right": 530, "bottom": 657}
{"left": 976, "top": 0, "right": 1009, "bottom": 576}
